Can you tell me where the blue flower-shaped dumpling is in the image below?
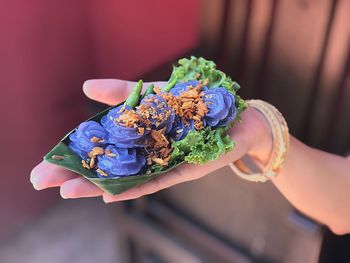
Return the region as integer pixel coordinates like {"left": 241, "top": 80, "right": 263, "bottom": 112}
{"left": 68, "top": 121, "right": 108, "bottom": 159}
{"left": 97, "top": 145, "right": 146, "bottom": 178}
{"left": 101, "top": 105, "right": 149, "bottom": 148}
{"left": 169, "top": 80, "right": 206, "bottom": 96}
{"left": 169, "top": 116, "right": 195, "bottom": 141}
{"left": 203, "top": 88, "right": 237, "bottom": 128}
{"left": 138, "top": 94, "right": 175, "bottom": 133}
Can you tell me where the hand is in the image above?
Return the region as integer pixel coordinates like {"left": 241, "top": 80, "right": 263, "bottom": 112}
{"left": 30, "top": 79, "right": 271, "bottom": 203}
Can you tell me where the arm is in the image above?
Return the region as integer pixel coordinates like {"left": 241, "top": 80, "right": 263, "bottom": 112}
{"left": 272, "top": 138, "right": 350, "bottom": 235}
{"left": 248, "top": 109, "right": 350, "bottom": 235}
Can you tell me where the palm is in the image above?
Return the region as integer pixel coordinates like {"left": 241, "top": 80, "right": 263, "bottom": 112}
{"left": 30, "top": 79, "right": 251, "bottom": 203}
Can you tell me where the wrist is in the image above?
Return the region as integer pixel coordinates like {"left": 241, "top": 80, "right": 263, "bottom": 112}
{"left": 230, "top": 100, "right": 290, "bottom": 182}
{"left": 241, "top": 107, "right": 273, "bottom": 166}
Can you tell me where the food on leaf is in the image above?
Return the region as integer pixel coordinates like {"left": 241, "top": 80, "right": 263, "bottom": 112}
{"left": 44, "top": 56, "right": 247, "bottom": 195}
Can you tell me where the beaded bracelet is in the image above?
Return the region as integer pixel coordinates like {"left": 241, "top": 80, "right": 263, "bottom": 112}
{"left": 229, "top": 100, "right": 290, "bottom": 182}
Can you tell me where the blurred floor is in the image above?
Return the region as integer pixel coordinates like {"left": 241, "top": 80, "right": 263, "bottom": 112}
{"left": 0, "top": 199, "right": 120, "bottom": 263}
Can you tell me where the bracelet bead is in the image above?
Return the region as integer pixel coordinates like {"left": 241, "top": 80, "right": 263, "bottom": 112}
{"left": 229, "top": 100, "right": 290, "bottom": 182}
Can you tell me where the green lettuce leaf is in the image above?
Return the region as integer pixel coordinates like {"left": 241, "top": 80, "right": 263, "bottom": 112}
{"left": 169, "top": 56, "right": 238, "bottom": 92}
{"left": 171, "top": 127, "right": 234, "bottom": 164}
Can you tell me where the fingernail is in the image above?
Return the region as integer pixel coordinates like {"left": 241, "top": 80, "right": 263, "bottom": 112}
{"left": 60, "top": 188, "right": 69, "bottom": 199}
{"left": 103, "top": 194, "right": 118, "bottom": 203}
{"left": 32, "top": 182, "right": 41, "bottom": 190}
{"left": 103, "top": 195, "right": 112, "bottom": 203}
{"left": 82, "top": 79, "right": 91, "bottom": 88}
{"left": 30, "top": 173, "right": 41, "bottom": 190}
{"left": 82, "top": 80, "right": 92, "bottom": 95}
{"left": 30, "top": 164, "right": 46, "bottom": 190}
{"left": 60, "top": 194, "right": 68, "bottom": 199}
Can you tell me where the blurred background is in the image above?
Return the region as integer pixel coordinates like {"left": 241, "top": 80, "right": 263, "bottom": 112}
{"left": 0, "top": 0, "right": 349, "bottom": 262}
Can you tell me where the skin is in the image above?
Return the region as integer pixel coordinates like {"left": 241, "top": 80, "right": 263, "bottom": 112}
{"left": 30, "top": 79, "right": 350, "bottom": 235}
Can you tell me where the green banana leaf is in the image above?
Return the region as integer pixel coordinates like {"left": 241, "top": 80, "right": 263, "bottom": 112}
{"left": 44, "top": 99, "right": 185, "bottom": 195}
{"left": 44, "top": 56, "right": 246, "bottom": 196}
{"left": 45, "top": 143, "right": 183, "bottom": 195}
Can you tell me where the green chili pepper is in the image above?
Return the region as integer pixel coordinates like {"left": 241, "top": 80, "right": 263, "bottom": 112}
{"left": 142, "top": 84, "right": 155, "bottom": 99}
{"left": 161, "top": 77, "right": 178, "bottom": 92}
{"left": 125, "top": 80, "right": 143, "bottom": 108}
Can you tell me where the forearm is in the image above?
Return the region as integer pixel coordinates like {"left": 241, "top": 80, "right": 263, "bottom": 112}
{"left": 243, "top": 108, "right": 350, "bottom": 235}
{"left": 271, "top": 137, "right": 350, "bottom": 234}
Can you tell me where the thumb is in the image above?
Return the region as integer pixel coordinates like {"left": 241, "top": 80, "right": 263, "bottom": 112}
{"left": 83, "top": 79, "right": 167, "bottom": 105}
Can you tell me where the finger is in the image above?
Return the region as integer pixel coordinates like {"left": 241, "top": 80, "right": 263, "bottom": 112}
{"left": 60, "top": 177, "right": 103, "bottom": 199}
{"left": 83, "top": 79, "right": 167, "bottom": 105}
{"left": 83, "top": 79, "right": 134, "bottom": 105}
{"left": 30, "top": 161, "right": 78, "bottom": 190}
{"left": 103, "top": 132, "right": 249, "bottom": 203}
{"left": 102, "top": 168, "right": 185, "bottom": 202}
{"left": 103, "top": 159, "right": 228, "bottom": 203}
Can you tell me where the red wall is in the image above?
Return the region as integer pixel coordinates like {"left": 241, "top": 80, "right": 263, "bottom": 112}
{"left": 0, "top": 0, "right": 199, "bottom": 239}
{"left": 87, "top": 0, "right": 199, "bottom": 79}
